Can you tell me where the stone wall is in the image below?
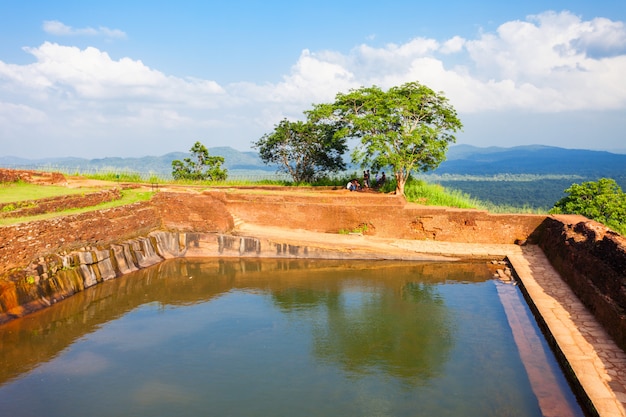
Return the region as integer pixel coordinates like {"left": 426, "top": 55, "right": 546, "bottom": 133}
{"left": 1, "top": 229, "right": 407, "bottom": 323}
{"left": 0, "top": 201, "right": 160, "bottom": 276}
{"left": 221, "top": 190, "right": 545, "bottom": 244}
{"left": 538, "top": 216, "right": 626, "bottom": 351}
{"left": 0, "top": 191, "right": 234, "bottom": 277}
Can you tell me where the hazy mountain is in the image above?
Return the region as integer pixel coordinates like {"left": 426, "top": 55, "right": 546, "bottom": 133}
{"left": 0, "top": 147, "right": 273, "bottom": 176}
{"left": 434, "top": 145, "right": 626, "bottom": 180}
{"left": 1, "top": 144, "right": 624, "bottom": 184}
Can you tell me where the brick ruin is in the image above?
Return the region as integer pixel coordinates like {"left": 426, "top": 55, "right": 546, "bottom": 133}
{"left": 0, "top": 172, "right": 625, "bottom": 353}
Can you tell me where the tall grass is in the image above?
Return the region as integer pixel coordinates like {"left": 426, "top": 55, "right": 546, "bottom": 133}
{"left": 385, "top": 177, "right": 548, "bottom": 213}
{"left": 402, "top": 178, "right": 481, "bottom": 209}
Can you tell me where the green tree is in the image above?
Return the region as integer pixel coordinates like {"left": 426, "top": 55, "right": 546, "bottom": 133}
{"left": 253, "top": 118, "right": 347, "bottom": 183}
{"left": 313, "top": 81, "right": 462, "bottom": 196}
{"left": 550, "top": 178, "right": 626, "bottom": 234}
{"left": 171, "top": 141, "right": 227, "bottom": 181}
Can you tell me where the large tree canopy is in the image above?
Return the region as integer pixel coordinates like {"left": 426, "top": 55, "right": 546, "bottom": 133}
{"left": 171, "top": 141, "right": 227, "bottom": 181}
{"left": 312, "top": 81, "right": 462, "bottom": 196}
{"left": 253, "top": 118, "right": 347, "bottom": 183}
{"left": 550, "top": 178, "right": 626, "bottom": 235}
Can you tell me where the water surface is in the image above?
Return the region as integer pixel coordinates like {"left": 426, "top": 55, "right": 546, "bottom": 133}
{"left": 0, "top": 259, "right": 584, "bottom": 416}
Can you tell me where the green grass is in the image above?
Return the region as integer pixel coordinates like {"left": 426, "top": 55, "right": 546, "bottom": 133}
{"left": 396, "top": 177, "right": 549, "bottom": 214}
{"left": 403, "top": 179, "right": 480, "bottom": 209}
{"left": 0, "top": 182, "right": 100, "bottom": 204}
{"left": 0, "top": 188, "right": 154, "bottom": 226}
{"left": 83, "top": 171, "right": 148, "bottom": 183}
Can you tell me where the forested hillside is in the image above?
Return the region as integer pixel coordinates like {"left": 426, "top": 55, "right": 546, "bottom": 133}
{"left": 426, "top": 145, "right": 626, "bottom": 209}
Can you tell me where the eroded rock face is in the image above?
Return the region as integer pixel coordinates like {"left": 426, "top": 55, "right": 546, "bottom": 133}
{"left": 0, "top": 201, "right": 161, "bottom": 275}
{"left": 0, "top": 233, "right": 176, "bottom": 323}
{"left": 539, "top": 216, "right": 626, "bottom": 350}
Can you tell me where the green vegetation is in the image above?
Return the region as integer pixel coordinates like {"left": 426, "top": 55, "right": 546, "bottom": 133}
{"left": 339, "top": 223, "right": 370, "bottom": 234}
{"left": 549, "top": 178, "right": 626, "bottom": 235}
{"left": 312, "top": 81, "right": 462, "bottom": 196}
{"left": 255, "top": 81, "right": 462, "bottom": 196}
{"left": 0, "top": 181, "right": 99, "bottom": 204}
{"left": 403, "top": 179, "right": 480, "bottom": 209}
{"left": 422, "top": 174, "right": 577, "bottom": 210}
{"left": 0, "top": 188, "right": 154, "bottom": 226}
{"left": 81, "top": 171, "right": 147, "bottom": 183}
{"left": 253, "top": 118, "right": 348, "bottom": 183}
{"left": 171, "top": 141, "right": 227, "bottom": 181}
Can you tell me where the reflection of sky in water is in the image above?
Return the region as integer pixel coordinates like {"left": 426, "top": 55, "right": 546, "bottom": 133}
{"left": 133, "top": 380, "right": 195, "bottom": 406}
{"left": 40, "top": 350, "right": 110, "bottom": 376}
{"left": 0, "top": 260, "right": 584, "bottom": 417}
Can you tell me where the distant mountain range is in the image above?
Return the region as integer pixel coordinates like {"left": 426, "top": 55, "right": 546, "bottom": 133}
{"left": 437, "top": 144, "right": 626, "bottom": 179}
{"left": 1, "top": 144, "right": 624, "bottom": 181}
{"left": 0, "top": 147, "right": 275, "bottom": 178}
{"left": 2, "top": 144, "right": 624, "bottom": 208}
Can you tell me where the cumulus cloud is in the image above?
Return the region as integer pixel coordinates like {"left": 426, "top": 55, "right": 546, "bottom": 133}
{"left": 0, "top": 42, "right": 231, "bottom": 156}
{"left": 272, "top": 10, "right": 626, "bottom": 113}
{"left": 1, "top": 42, "right": 225, "bottom": 111}
{"left": 12, "top": 12, "right": 626, "bottom": 116}
{"left": 1, "top": 11, "right": 625, "bottom": 157}
{"left": 43, "top": 20, "right": 126, "bottom": 39}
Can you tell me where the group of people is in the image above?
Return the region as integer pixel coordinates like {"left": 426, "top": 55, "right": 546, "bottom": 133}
{"left": 346, "top": 170, "right": 386, "bottom": 192}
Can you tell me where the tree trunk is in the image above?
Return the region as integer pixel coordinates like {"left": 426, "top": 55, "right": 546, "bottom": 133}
{"left": 395, "top": 172, "right": 406, "bottom": 196}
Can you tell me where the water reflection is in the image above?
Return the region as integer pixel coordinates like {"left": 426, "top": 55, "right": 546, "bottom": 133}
{"left": 0, "top": 260, "right": 480, "bottom": 385}
{"left": 0, "top": 259, "right": 584, "bottom": 417}
{"left": 313, "top": 281, "right": 452, "bottom": 383}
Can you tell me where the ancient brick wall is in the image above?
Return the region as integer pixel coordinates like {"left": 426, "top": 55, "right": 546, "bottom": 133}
{"left": 0, "top": 192, "right": 234, "bottom": 277}
{"left": 151, "top": 191, "right": 234, "bottom": 233}
{"left": 0, "top": 201, "right": 160, "bottom": 276}
{"left": 222, "top": 190, "right": 545, "bottom": 244}
{"left": 538, "top": 216, "right": 626, "bottom": 350}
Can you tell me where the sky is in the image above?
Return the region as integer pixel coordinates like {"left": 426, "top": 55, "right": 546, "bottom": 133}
{"left": 1, "top": 0, "right": 625, "bottom": 159}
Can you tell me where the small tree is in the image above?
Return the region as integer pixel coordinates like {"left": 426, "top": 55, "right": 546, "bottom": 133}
{"left": 253, "top": 118, "right": 347, "bottom": 183}
{"left": 313, "top": 81, "right": 462, "bottom": 196}
{"left": 550, "top": 178, "right": 626, "bottom": 234}
{"left": 171, "top": 141, "right": 227, "bottom": 181}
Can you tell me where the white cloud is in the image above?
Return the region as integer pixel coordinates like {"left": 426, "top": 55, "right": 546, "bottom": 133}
{"left": 43, "top": 20, "right": 126, "bottom": 39}
{"left": 1, "top": 11, "right": 625, "bottom": 157}
{"left": 271, "top": 10, "right": 626, "bottom": 113}
{"left": 440, "top": 36, "right": 466, "bottom": 54}
{"left": 2, "top": 42, "right": 225, "bottom": 107}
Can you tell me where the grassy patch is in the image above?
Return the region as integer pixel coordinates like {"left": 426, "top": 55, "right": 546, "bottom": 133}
{"left": 393, "top": 177, "right": 548, "bottom": 214}
{"left": 0, "top": 189, "right": 154, "bottom": 226}
{"left": 399, "top": 178, "right": 480, "bottom": 209}
{"left": 338, "top": 223, "right": 370, "bottom": 234}
{"left": 0, "top": 182, "right": 100, "bottom": 204}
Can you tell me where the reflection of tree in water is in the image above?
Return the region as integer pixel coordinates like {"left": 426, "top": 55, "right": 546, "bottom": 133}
{"left": 271, "top": 287, "right": 341, "bottom": 313}
{"left": 273, "top": 280, "right": 455, "bottom": 385}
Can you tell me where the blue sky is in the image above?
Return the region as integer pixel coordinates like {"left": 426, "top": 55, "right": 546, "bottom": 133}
{"left": 1, "top": 0, "right": 625, "bottom": 158}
